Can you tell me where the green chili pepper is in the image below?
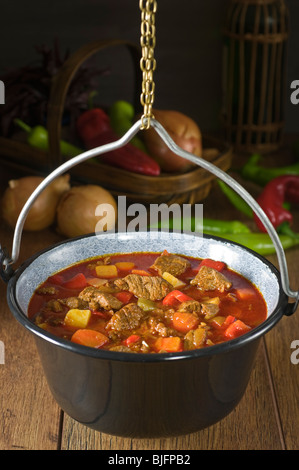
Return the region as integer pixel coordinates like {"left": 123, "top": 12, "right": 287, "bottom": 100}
{"left": 241, "top": 153, "right": 299, "bottom": 186}
{"left": 109, "top": 100, "right": 147, "bottom": 151}
{"left": 14, "top": 119, "right": 83, "bottom": 157}
{"left": 149, "top": 216, "right": 251, "bottom": 234}
{"left": 149, "top": 216, "right": 299, "bottom": 254}
{"left": 214, "top": 232, "right": 299, "bottom": 255}
{"left": 217, "top": 180, "right": 253, "bottom": 218}
{"left": 137, "top": 298, "right": 156, "bottom": 311}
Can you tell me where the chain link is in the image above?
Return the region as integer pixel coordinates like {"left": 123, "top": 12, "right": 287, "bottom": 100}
{"left": 139, "top": 0, "right": 157, "bottom": 129}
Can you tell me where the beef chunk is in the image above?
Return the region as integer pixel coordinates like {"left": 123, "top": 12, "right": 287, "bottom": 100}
{"left": 106, "top": 303, "right": 145, "bottom": 332}
{"left": 59, "top": 296, "right": 89, "bottom": 310}
{"left": 190, "top": 266, "right": 232, "bottom": 292}
{"left": 114, "top": 274, "right": 172, "bottom": 301}
{"left": 148, "top": 316, "right": 176, "bottom": 337}
{"left": 184, "top": 326, "right": 208, "bottom": 349}
{"left": 87, "top": 256, "right": 111, "bottom": 270}
{"left": 201, "top": 298, "right": 220, "bottom": 319}
{"left": 178, "top": 298, "right": 219, "bottom": 319}
{"left": 36, "top": 286, "right": 58, "bottom": 295}
{"left": 45, "top": 299, "right": 64, "bottom": 313}
{"left": 151, "top": 253, "right": 190, "bottom": 276}
{"left": 178, "top": 300, "right": 201, "bottom": 314}
{"left": 78, "top": 286, "right": 123, "bottom": 310}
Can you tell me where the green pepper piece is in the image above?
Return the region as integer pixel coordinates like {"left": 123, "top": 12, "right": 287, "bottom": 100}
{"left": 217, "top": 180, "right": 253, "bottom": 218}
{"left": 137, "top": 298, "right": 157, "bottom": 311}
{"left": 109, "top": 100, "right": 147, "bottom": 151}
{"left": 241, "top": 153, "right": 299, "bottom": 186}
{"left": 14, "top": 119, "right": 83, "bottom": 157}
{"left": 202, "top": 218, "right": 251, "bottom": 234}
{"left": 214, "top": 232, "right": 299, "bottom": 255}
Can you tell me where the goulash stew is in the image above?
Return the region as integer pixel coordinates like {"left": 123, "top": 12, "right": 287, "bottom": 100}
{"left": 28, "top": 251, "right": 267, "bottom": 353}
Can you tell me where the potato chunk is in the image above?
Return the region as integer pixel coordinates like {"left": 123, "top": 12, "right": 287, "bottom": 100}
{"left": 64, "top": 309, "right": 91, "bottom": 328}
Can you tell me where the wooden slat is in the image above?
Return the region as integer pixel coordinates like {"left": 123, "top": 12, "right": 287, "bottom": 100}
{"left": 0, "top": 225, "right": 63, "bottom": 450}
{"left": 264, "top": 246, "right": 299, "bottom": 450}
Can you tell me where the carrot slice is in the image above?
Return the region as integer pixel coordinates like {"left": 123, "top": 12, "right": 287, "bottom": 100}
{"left": 224, "top": 319, "right": 251, "bottom": 339}
{"left": 154, "top": 337, "right": 183, "bottom": 353}
{"left": 71, "top": 329, "right": 109, "bottom": 348}
{"left": 172, "top": 312, "right": 200, "bottom": 333}
{"left": 131, "top": 269, "right": 150, "bottom": 276}
{"left": 115, "top": 291, "right": 134, "bottom": 304}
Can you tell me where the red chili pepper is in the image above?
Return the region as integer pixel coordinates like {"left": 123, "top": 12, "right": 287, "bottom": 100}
{"left": 76, "top": 108, "right": 160, "bottom": 176}
{"left": 48, "top": 274, "right": 64, "bottom": 285}
{"left": 123, "top": 335, "right": 141, "bottom": 346}
{"left": 63, "top": 273, "right": 87, "bottom": 290}
{"left": 197, "top": 258, "right": 226, "bottom": 272}
{"left": 285, "top": 178, "right": 299, "bottom": 204}
{"left": 76, "top": 108, "right": 111, "bottom": 141}
{"left": 162, "top": 290, "right": 194, "bottom": 306}
{"left": 254, "top": 175, "right": 299, "bottom": 235}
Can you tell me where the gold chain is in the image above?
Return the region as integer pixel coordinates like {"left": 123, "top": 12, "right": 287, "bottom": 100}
{"left": 139, "top": 0, "right": 157, "bottom": 129}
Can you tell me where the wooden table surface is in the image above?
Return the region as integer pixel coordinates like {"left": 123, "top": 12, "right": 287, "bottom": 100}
{"left": 0, "top": 140, "right": 299, "bottom": 451}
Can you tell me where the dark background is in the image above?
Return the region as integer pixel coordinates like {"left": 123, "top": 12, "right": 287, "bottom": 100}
{"left": 0, "top": 0, "right": 298, "bottom": 135}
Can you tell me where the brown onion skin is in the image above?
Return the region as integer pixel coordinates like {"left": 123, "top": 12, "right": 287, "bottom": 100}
{"left": 1, "top": 174, "right": 70, "bottom": 231}
{"left": 56, "top": 185, "right": 117, "bottom": 239}
{"left": 142, "top": 109, "right": 202, "bottom": 173}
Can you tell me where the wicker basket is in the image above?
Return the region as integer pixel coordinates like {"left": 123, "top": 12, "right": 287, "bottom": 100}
{"left": 0, "top": 39, "right": 232, "bottom": 204}
{"left": 222, "top": 0, "right": 289, "bottom": 154}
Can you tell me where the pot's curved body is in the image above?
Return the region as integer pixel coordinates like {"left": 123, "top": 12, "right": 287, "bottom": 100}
{"left": 34, "top": 332, "right": 260, "bottom": 437}
{"left": 7, "top": 231, "right": 289, "bottom": 437}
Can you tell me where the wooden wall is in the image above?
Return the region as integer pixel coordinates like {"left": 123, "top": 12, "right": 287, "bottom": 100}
{"left": 0, "top": 0, "right": 298, "bottom": 134}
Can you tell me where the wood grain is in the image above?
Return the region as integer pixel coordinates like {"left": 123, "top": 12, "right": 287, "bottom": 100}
{"left": 264, "top": 249, "right": 299, "bottom": 450}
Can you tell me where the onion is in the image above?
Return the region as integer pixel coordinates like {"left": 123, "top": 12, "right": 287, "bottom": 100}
{"left": 1, "top": 174, "right": 70, "bottom": 231}
{"left": 143, "top": 109, "right": 202, "bottom": 172}
{"left": 56, "top": 185, "right": 117, "bottom": 238}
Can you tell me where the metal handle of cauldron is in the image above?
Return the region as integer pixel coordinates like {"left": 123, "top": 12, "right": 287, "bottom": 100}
{"left": 0, "top": 118, "right": 298, "bottom": 313}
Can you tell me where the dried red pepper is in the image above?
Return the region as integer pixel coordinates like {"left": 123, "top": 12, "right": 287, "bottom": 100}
{"left": 76, "top": 108, "right": 160, "bottom": 176}
{"left": 254, "top": 175, "right": 299, "bottom": 237}
{"left": 285, "top": 177, "right": 299, "bottom": 205}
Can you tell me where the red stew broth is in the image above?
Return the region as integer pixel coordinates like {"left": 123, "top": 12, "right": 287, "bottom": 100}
{"left": 28, "top": 252, "right": 267, "bottom": 352}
